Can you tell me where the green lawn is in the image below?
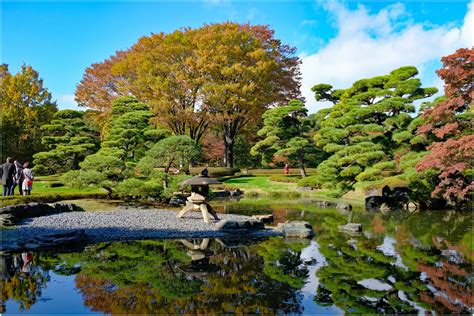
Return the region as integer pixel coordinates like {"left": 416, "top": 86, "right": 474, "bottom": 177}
{"left": 0, "top": 177, "right": 108, "bottom": 207}
{"left": 224, "top": 176, "right": 297, "bottom": 192}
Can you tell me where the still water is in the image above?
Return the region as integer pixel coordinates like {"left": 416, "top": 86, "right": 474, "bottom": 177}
{"left": 1, "top": 199, "right": 473, "bottom": 314}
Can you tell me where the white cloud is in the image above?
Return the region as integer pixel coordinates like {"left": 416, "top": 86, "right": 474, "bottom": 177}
{"left": 301, "top": 2, "right": 473, "bottom": 113}
{"left": 56, "top": 94, "right": 81, "bottom": 110}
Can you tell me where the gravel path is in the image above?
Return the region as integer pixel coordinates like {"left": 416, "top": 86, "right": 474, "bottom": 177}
{"left": 2, "top": 208, "right": 278, "bottom": 249}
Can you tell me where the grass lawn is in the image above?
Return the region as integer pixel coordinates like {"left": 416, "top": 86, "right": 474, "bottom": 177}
{"left": 224, "top": 176, "right": 297, "bottom": 193}
{"left": 0, "top": 176, "right": 108, "bottom": 207}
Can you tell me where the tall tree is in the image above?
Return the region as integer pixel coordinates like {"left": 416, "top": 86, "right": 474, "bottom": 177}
{"left": 311, "top": 66, "right": 437, "bottom": 194}
{"left": 113, "top": 31, "right": 210, "bottom": 144}
{"left": 76, "top": 23, "right": 302, "bottom": 166}
{"left": 251, "top": 100, "right": 320, "bottom": 177}
{"left": 0, "top": 64, "right": 57, "bottom": 162}
{"left": 416, "top": 48, "right": 473, "bottom": 205}
{"left": 195, "top": 23, "right": 301, "bottom": 167}
{"left": 32, "top": 110, "right": 100, "bottom": 175}
{"left": 75, "top": 51, "right": 127, "bottom": 122}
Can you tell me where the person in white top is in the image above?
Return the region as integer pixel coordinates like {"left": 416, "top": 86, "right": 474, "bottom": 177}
{"left": 22, "top": 162, "right": 34, "bottom": 196}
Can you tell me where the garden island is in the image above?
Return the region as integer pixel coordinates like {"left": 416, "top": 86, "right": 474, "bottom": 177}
{"left": 1, "top": 2, "right": 472, "bottom": 314}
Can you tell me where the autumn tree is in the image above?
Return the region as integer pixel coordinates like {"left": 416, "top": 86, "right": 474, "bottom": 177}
{"left": 76, "top": 23, "right": 301, "bottom": 167}
{"left": 251, "top": 100, "right": 320, "bottom": 177}
{"left": 416, "top": 48, "right": 474, "bottom": 205}
{"left": 32, "top": 110, "right": 100, "bottom": 175}
{"left": 75, "top": 51, "right": 127, "bottom": 128}
{"left": 195, "top": 23, "right": 301, "bottom": 167}
{"left": 310, "top": 66, "right": 436, "bottom": 194}
{"left": 113, "top": 31, "right": 210, "bottom": 144}
{"left": 0, "top": 64, "right": 57, "bottom": 162}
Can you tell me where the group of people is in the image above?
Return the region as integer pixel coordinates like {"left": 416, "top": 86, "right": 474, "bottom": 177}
{"left": 1, "top": 157, "right": 34, "bottom": 196}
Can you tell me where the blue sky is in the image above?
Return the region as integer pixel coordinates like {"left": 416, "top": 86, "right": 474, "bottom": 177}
{"left": 2, "top": 0, "right": 472, "bottom": 112}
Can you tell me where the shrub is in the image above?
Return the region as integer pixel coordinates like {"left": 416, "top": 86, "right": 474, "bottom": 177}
{"left": 115, "top": 178, "right": 163, "bottom": 199}
{"left": 189, "top": 167, "right": 240, "bottom": 178}
{"left": 297, "top": 175, "right": 321, "bottom": 189}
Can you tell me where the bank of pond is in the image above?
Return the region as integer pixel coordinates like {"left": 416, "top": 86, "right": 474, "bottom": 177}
{"left": 1, "top": 198, "right": 472, "bottom": 314}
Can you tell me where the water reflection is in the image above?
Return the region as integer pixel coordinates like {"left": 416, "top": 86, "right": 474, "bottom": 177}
{"left": 1, "top": 200, "right": 472, "bottom": 314}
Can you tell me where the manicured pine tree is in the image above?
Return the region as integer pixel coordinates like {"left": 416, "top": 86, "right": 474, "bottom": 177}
{"left": 251, "top": 100, "right": 321, "bottom": 177}
{"left": 311, "top": 66, "right": 437, "bottom": 194}
{"left": 33, "top": 110, "right": 99, "bottom": 175}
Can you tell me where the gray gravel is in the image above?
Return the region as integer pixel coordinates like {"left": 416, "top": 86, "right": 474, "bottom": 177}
{"left": 4, "top": 208, "right": 278, "bottom": 246}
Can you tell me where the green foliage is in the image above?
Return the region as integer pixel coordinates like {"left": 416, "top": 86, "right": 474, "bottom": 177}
{"left": 114, "top": 178, "right": 163, "bottom": 199}
{"left": 101, "top": 96, "right": 169, "bottom": 161}
{"left": 311, "top": 66, "right": 436, "bottom": 195}
{"left": 0, "top": 64, "right": 58, "bottom": 162}
{"left": 137, "top": 135, "right": 202, "bottom": 173}
{"left": 251, "top": 100, "right": 323, "bottom": 177}
{"left": 33, "top": 110, "right": 99, "bottom": 175}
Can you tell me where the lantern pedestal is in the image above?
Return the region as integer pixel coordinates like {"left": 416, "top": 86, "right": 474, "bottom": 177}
{"left": 177, "top": 192, "right": 219, "bottom": 223}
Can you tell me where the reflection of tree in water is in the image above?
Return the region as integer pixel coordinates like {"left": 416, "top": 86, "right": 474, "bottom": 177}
{"left": 59, "top": 239, "right": 306, "bottom": 314}
{"left": 314, "top": 214, "right": 424, "bottom": 314}
{"left": 395, "top": 211, "right": 473, "bottom": 314}
{"left": 0, "top": 253, "right": 50, "bottom": 312}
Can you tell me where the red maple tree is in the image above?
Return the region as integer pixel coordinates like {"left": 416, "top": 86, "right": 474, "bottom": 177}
{"left": 416, "top": 48, "right": 473, "bottom": 204}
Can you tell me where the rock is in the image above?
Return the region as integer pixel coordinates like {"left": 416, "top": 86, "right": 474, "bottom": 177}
{"left": 339, "top": 223, "right": 362, "bottom": 234}
{"left": 0, "top": 214, "right": 17, "bottom": 226}
{"left": 336, "top": 202, "right": 352, "bottom": 212}
{"left": 229, "top": 189, "right": 243, "bottom": 197}
{"left": 251, "top": 214, "right": 273, "bottom": 223}
{"left": 24, "top": 230, "right": 86, "bottom": 251}
{"left": 406, "top": 202, "right": 418, "bottom": 212}
{"left": 365, "top": 196, "right": 386, "bottom": 211}
{"left": 276, "top": 221, "right": 314, "bottom": 238}
{"left": 315, "top": 200, "right": 336, "bottom": 208}
{"left": 216, "top": 218, "right": 264, "bottom": 231}
{"left": 169, "top": 197, "right": 186, "bottom": 206}
{"left": 382, "top": 185, "right": 392, "bottom": 197}
{"left": 296, "top": 186, "right": 313, "bottom": 192}
{"left": 380, "top": 203, "right": 391, "bottom": 212}
{"left": 212, "top": 190, "right": 231, "bottom": 198}
{"left": 0, "top": 202, "right": 80, "bottom": 226}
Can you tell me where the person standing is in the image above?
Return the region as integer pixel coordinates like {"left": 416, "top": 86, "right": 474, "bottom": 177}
{"left": 22, "top": 162, "right": 34, "bottom": 196}
{"left": 11, "top": 160, "right": 23, "bottom": 195}
{"left": 283, "top": 163, "right": 290, "bottom": 175}
{"left": 1, "top": 157, "right": 15, "bottom": 196}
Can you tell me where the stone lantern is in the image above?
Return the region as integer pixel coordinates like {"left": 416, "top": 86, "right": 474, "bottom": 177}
{"left": 176, "top": 175, "right": 220, "bottom": 223}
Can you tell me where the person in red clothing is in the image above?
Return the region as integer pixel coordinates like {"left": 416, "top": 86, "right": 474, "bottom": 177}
{"left": 283, "top": 164, "right": 289, "bottom": 175}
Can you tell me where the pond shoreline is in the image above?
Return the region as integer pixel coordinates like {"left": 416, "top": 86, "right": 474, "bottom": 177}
{"left": 0, "top": 208, "right": 281, "bottom": 252}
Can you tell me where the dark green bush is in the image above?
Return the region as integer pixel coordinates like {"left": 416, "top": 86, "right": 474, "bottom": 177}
{"left": 189, "top": 167, "right": 240, "bottom": 178}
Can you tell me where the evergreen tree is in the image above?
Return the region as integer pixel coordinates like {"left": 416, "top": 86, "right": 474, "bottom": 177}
{"left": 33, "top": 110, "right": 99, "bottom": 175}
{"left": 310, "top": 66, "right": 436, "bottom": 194}
{"left": 251, "top": 100, "right": 321, "bottom": 177}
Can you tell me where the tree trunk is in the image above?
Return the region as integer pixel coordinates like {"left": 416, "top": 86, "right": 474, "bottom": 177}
{"left": 299, "top": 154, "right": 307, "bottom": 178}
{"left": 224, "top": 136, "right": 234, "bottom": 168}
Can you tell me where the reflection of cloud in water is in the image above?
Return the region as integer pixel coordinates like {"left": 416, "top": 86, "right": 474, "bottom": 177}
{"left": 357, "top": 278, "right": 393, "bottom": 291}
{"left": 299, "top": 241, "right": 343, "bottom": 315}
{"left": 377, "top": 236, "right": 409, "bottom": 271}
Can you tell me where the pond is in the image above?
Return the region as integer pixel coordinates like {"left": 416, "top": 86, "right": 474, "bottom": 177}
{"left": 1, "top": 198, "right": 473, "bottom": 314}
